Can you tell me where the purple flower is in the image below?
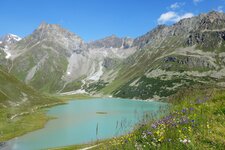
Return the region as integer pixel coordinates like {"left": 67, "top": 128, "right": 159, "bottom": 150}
{"left": 182, "top": 128, "right": 187, "bottom": 131}
{"left": 181, "top": 108, "right": 187, "bottom": 113}
{"left": 180, "top": 116, "right": 189, "bottom": 124}
{"left": 151, "top": 124, "right": 157, "bottom": 129}
{"left": 196, "top": 98, "right": 208, "bottom": 104}
{"left": 189, "top": 107, "right": 194, "bottom": 111}
{"left": 147, "top": 131, "right": 152, "bottom": 135}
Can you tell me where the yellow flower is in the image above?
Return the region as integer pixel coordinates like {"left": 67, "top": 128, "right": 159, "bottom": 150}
{"left": 188, "top": 127, "right": 192, "bottom": 132}
{"left": 158, "top": 136, "right": 164, "bottom": 142}
{"left": 156, "top": 130, "right": 160, "bottom": 135}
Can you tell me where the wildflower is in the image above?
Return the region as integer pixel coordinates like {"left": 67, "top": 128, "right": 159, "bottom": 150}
{"left": 196, "top": 99, "right": 203, "bottom": 104}
{"left": 151, "top": 123, "right": 157, "bottom": 129}
{"left": 180, "top": 116, "right": 189, "bottom": 124}
{"left": 188, "top": 126, "right": 192, "bottom": 132}
{"left": 156, "top": 130, "right": 160, "bottom": 135}
{"left": 181, "top": 108, "right": 187, "bottom": 113}
{"left": 180, "top": 138, "right": 191, "bottom": 144}
{"left": 189, "top": 107, "right": 194, "bottom": 111}
{"left": 142, "top": 132, "right": 147, "bottom": 139}
{"left": 147, "top": 131, "right": 152, "bottom": 135}
{"left": 151, "top": 141, "right": 157, "bottom": 147}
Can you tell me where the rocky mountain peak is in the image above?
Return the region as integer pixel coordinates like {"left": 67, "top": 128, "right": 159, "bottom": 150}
{"left": 0, "top": 34, "right": 21, "bottom": 45}
{"left": 202, "top": 11, "right": 224, "bottom": 20}
{"left": 133, "top": 24, "right": 169, "bottom": 48}
{"left": 35, "top": 22, "right": 82, "bottom": 42}
{"left": 18, "top": 22, "right": 85, "bottom": 55}
{"left": 133, "top": 11, "right": 225, "bottom": 48}
{"left": 88, "top": 35, "right": 133, "bottom": 49}
{"left": 37, "top": 22, "right": 67, "bottom": 33}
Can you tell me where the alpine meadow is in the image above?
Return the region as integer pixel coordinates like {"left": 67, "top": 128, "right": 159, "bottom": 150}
{"left": 0, "top": 0, "right": 225, "bottom": 150}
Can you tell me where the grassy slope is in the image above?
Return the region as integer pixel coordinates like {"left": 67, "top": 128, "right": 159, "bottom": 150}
{"left": 98, "top": 37, "right": 186, "bottom": 97}
{"left": 11, "top": 43, "right": 69, "bottom": 94}
{"left": 96, "top": 87, "right": 225, "bottom": 150}
{"left": 0, "top": 66, "right": 63, "bottom": 142}
{"left": 54, "top": 93, "right": 94, "bottom": 101}
{"left": 57, "top": 87, "right": 225, "bottom": 150}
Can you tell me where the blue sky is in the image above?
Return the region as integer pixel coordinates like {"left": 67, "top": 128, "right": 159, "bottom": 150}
{"left": 0, "top": 0, "right": 224, "bottom": 41}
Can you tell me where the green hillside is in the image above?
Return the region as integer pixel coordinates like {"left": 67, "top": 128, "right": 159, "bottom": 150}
{"left": 0, "top": 66, "right": 62, "bottom": 141}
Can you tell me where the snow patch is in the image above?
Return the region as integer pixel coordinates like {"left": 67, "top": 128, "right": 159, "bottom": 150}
{"left": 8, "top": 34, "right": 22, "bottom": 42}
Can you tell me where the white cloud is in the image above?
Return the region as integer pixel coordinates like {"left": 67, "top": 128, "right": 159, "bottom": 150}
{"left": 170, "top": 2, "right": 185, "bottom": 10}
{"left": 157, "top": 11, "right": 178, "bottom": 24}
{"left": 179, "top": 13, "right": 195, "bottom": 20}
{"left": 193, "top": 0, "right": 203, "bottom": 4}
{"left": 157, "top": 11, "right": 194, "bottom": 24}
{"left": 170, "top": 2, "right": 179, "bottom": 9}
{"left": 216, "top": 6, "right": 223, "bottom": 13}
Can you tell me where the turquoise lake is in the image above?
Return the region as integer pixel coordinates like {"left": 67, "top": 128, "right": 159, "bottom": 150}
{"left": 3, "top": 98, "right": 166, "bottom": 150}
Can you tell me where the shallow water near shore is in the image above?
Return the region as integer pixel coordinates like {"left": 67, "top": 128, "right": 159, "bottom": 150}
{"left": 2, "top": 98, "right": 166, "bottom": 150}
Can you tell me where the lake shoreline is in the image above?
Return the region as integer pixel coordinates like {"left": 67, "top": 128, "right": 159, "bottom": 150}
{"left": 0, "top": 101, "right": 66, "bottom": 143}
{"left": 2, "top": 97, "right": 166, "bottom": 150}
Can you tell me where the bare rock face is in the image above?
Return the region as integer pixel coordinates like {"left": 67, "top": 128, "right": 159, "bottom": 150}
{"left": 88, "top": 35, "right": 133, "bottom": 49}
{"left": 13, "top": 22, "right": 85, "bottom": 57}
{"left": 1, "top": 23, "right": 136, "bottom": 93}
{"left": 133, "top": 11, "right": 225, "bottom": 49}
{"left": 35, "top": 23, "right": 84, "bottom": 52}
{"left": 101, "top": 11, "right": 225, "bottom": 99}
{"left": 3, "top": 11, "right": 225, "bottom": 98}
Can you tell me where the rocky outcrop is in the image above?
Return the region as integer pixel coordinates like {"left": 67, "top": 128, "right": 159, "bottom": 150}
{"left": 88, "top": 35, "right": 133, "bottom": 49}
{"left": 3, "top": 11, "right": 225, "bottom": 99}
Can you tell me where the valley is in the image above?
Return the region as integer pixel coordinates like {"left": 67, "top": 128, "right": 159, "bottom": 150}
{"left": 0, "top": 10, "right": 225, "bottom": 150}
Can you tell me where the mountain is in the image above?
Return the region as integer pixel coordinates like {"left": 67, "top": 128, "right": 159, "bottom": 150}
{"left": 0, "top": 23, "right": 136, "bottom": 94}
{"left": 2, "top": 11, "right": 225, "bottom": 100}
{"left": 96, "top": 11, "right": 225, "bottom": 99}
{"left": 0, "top": 65, "right": 58, "bottom": 111}
{"left": 0, "top": 34, "right": 21, "bottom": 45}
{"left": 88, "top": 35, "right": 133, "bottom": 49}
{"left": 0, "top": 34, "right": 21, "bottom": 60}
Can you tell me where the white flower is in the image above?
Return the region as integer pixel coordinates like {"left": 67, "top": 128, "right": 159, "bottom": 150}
{"left": 180, "top": 138, "right": 191, "bottom": 144}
